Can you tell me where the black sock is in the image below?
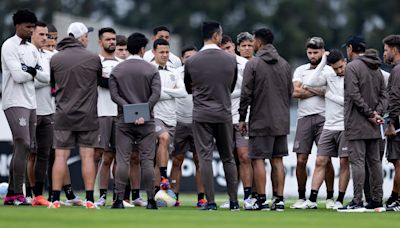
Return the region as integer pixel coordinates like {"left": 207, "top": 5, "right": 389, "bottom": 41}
{"left": 100, "top": 189, "right": 107, "bottom": 199}
{"left": 160, "top": 167, "right": 167, "bottom": 179}
{"left": 26, "top": 186, "right": 33, "bottom": 197}
{"left": 175, "top": 192, "right": 179, "bottom": 200}
{"left": 154, "top": 186, "right": 160, "bottom": 195}
{"left": 244, "top": 187, "right": 252, "bottom": 200}
{"left": 391, "top": 191, "right": 399, "bottom": 200}
{"left": 6, "top": 189, "right": 15, "bottom": 197}
{"left": 336, "top": 191, "right": 345, "bottom": 203}
{"left": 86, "top": 191, "right": 94, "bottom": 202}
{"left": 132, "top": 189, "right": 140, "bottom": 200}
{"left": 52, "top": 191, "right": 61, "bottom": 202}
{"left": 124, "top": 185, "right": 130, "bottom": 200}
{"left": 48, "top": 187, "right": 53, "bottom": 201}
{"left": 327, "top": 190, "right": 334, "bottom": 199}
{"left": 277, "top": 195, "right": 284, "bottom": 202}
{"left": 113, "top": 184, "right": 116, "bottom": 201}
{"left": 273, "top": 191, "right": 278, "bottom": 198}
{"left": 309, "top": 190, "right": 319, "bottom": 202}
{"left": 34, "top": 182, "right": 44, "bottom": 196}
{"left": 63, "top": 184, "right": 76, "bottom": 200}
{"left": 251, "top": 192, "right": 258, "bottom": 198}
{"left": 257, "top": 194, "right": 266, "bottom": 203}
{"left": 298, "top": 189, "right": 306, "bottom": 200}
{"left": 198, "top": 192, "right": 205, "bottom": 201}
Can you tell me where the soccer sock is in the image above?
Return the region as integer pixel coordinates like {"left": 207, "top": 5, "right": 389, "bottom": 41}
{"left": 273, "top": 191, "right": 278, "bottom": 198}
{"left": 257, "top": 194, "right": 266, "bottom": 204}
{"left": 100, "top": 189, "right": 107, "bottom": 199}
{"left": 309, "top": 190, "right": 319, "bottom": 202}
{"left": 251, "top": 192, "right": 258, "bottom": 198}
{"left": 390, "top": 191, "right": 399, "bottom": 200}
{"left": 132, "top": 189, "right": 140, "bottom": 200}
{"left": 124, "top": 185, "right": 130, "bottom": 200}
{"left": 160, "top": 167, "right": 167, "bottom": 179}
{"left": 336, "top": 191, "right": 345, "bottom": 203}
{"left": 277, "top": 195, "right": 284, "bottom": 202}
{"left": 244, "top": 187, "right": 252, "bottom": 200}
{"left": 86, "top": 191, "right": 94, "bottom": 202}
{"left": 327, "top": 190, "right": 334, "bottom": 199}
{"left": 33, "top": 182, "right": 44, "bottom": 196}
{"left": 63, "top": 184, "right": 76, "bottom": 200}
{"left": 175, "top": 192, "right": 179, "bottom": 200}
{"left": 52, "top": 191, "right": 61, "bottom": 202}
{"left": 298, "top": 189, "right": 306, "bottom": 200}
{"left": 198, "top": 192, "right": 205, "bottom": 201}
{"left": 25, "top": 186, "right": 33, "bottom": 197}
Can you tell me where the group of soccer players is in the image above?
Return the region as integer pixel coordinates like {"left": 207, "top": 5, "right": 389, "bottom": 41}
{"left": 2, "top": 8, "right": 400, "bottom": 212}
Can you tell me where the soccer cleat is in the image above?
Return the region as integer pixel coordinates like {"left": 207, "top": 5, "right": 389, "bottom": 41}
{"left": 229, "top": 201, "right": 240, "bottom": 211}
{"left": 146, "top": 199, "right": 158, "bottom": 210}
{"left": 25, "top": 196, "right": 33, "bottom": 204}
{"left": 64, "top": 196, "right": 83, "bottom": 206}
{"left": 325, "top": 198, "right": 335, "bottom": 209}
{"left": 292, "top": 200, "right": 317, "bottom": 209}
{"left": 337, "top": 200, "right": 365, "bottom": 212}
{"left": 365, "top": 200, "right": 383, "bottom": 210}
{"left": 123, "top": 200, "right": 135, "bottom": 208}
{"left": 290, "top": 199, "right": 306, "bottom": 209}
{"left": 333, "top": 201, "right": 343, "bottom": 210}
{"left": 160, "top": 177, "right": 170, "bottom": 190}
{"left": 13, "top": 195, "right": 31, "bottom": 206}
{"left": 271, "top": 199, "right": 285, "bottom": 212}
{"left": 4, "top": 195, "right": 18, "bottom": 206}
{"left": 48, "top": 201, "right": 61, "bottom": 209}
{"left": 201, "top": 203, "right": 217, "bottom": 211}
{"left": 94, "top": 196, "right": 107, "bottom": 207}
{"left": 219, "top": 201, "right": 230, "bottom": 209}
{"left": 32, "top": 195, "right": 50, "bottom": 207}
{"left": 174, "top": 200, "right": 181, "bottom": 207}
{"left": 385, "top": 197, "right": 398, "bottom": 208}
{"left": 247, "top": 200, "right": 270, "bottom": 211}
{"left": 197, "top": 199, "right": 207, "bottom": 208}
{"left": 84, "top": 200, "right": 99, "bottom": 209}
{"left": 243, "top": 198, "right": 257, "bottom": 210}
{"left": 132, "top": 197, "right": 148, "bottom": 207}
{"left": 111, "top": 199, "right": 124, "bottom": 209}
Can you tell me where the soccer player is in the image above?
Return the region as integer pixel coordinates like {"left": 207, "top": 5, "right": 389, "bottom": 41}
{"left": 236, "top": 32, "right": 254, "bottom": 60}
{"left": 239, "top": 28, "right": 292, "bottom": 211}
{"left": 115, "top": 35, "right": 129, "bottom": 60}
{"left": 109, "top": 32, "right": 161, "bottom": 209}
{"left": 184, "top": 21, "right": 239, "bottom": 211}
{"left": 48, "top": 22, "right": 101, "bottom": 209}
{"left": 169, "top": 45, "right": 207, "bottom": 207}
{"left": 338, "top": 35, "right": 386, "bottom": 211}
{"left": 151, "top": 38, "right": 187, "bottom": 193}
{"left": 383, "top": 34, "right": 400, "bottom": 209}
{"left": 143, "top": 26, "right": 182, "bottom": 69}
{"left": 295, "top": 50, "right": 350, "bottom": 209}
{"left": 1, "top": 9, "right": 48, "bottom": 206}
{"left": 291, "top": 37, "right": 336, "bottom": 209}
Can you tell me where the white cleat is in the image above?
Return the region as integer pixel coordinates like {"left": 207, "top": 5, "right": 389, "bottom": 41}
{"left": 123, "top": 200, "right": 135, "bottom": 208}
{"left": 333, "top": 201, "right": 343, "bottom": 210}
{"left": 64, "top": 196, "right": 83, "bottom": 206}
{"left": 25, "top": 196, "right": 33, "bottom": 204}
{"left": 326, "top": 199, "right": 335, "bottom": 209}
{"left": 219, "top": 201, "right": 230, "bottom": 209}
{"left": 243, "top": 198, "right": 257, "bottom": 210}
{"left": 292, "top": 200, "right": 317, "bottom": 209}
{"left": 94, "top": 196, "right": 107, "bottom": 207}
{"left": 131, "top": 197, "right": 147, "bottom": 207}
{"left": 290, "top": 199, "right": 305, "bottom": 209}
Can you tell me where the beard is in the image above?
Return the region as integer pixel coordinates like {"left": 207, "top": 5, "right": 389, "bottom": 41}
{"left": 104, "top": 46, "right": 115, "bottom": 54}
{"left": 310, "top": 57, "right": 322, "bottom": 66}
{"left": 385, "top": 55, "right": 394, "bottom": 65}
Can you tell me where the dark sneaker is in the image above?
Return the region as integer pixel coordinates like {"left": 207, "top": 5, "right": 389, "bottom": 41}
{"left": 365, "top": 200, "right": 383, "bottom": 210}
{"left": 111, "top": 199, "right": 125, "bottom": 209}
{"left": 4, "top": 195, "right": 17, "bottom": 206}
{"left": 229, "top": 201, "right": 240, "bottom": 211}
{"left": 271, "top": 199, "right": 285, "bottom": 212}
{"left": 385, "top": 197, "right": 398, "bottom": 208}
{"left": 337, "top": 200, "right": 364, "bottom": 212}
{"left": 383, "top": 201, "right": 400, "bottom": 212}
{"left": 201, "top": 203, "right": 217, "bottom": 211}
{"left": 146, "top": 199, "right": 158, "bottom": 210}
{"left": 246, "top": 200, "right": 269, "bottom": 211}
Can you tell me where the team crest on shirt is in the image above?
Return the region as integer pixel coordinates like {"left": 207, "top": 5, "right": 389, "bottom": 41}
{"left": 169, "top": 74, "right": 176, "bottom": 82}
{"left": 19, "top": 117, "right": 27, "bottom": 127}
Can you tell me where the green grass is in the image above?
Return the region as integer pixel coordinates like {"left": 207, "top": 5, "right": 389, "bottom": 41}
{"left": 0, "top": 194, "right": 399, "bottom": 228}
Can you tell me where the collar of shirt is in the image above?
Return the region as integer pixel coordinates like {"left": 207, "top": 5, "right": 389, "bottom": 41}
{"left": 127, "top": 54, "right": 143, "bottom": 60}
{"left": 14, "top": 34, "right": 28, "bottom": 45}
{"left": 200, "top": 43, "right": 220, "bottom": 52}
{"left": 99, "top": 54, "right": 118, "bottom": 62}
{"left": 151, "top": 61, "right": 169, "bottom": 71}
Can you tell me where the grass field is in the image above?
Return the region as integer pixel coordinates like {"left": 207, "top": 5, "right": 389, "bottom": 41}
{"left": 0, "top": 194, "right": 399, "bottom": 228}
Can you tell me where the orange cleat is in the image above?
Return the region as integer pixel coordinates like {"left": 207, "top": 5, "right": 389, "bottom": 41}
{"left": 48, "top": 201, "right": 61, "bottom": 209}
{"left": 32, "top": 195, "right": 50, "bottom": 207}
{"left": 84, "top": 200, "right": 99, "bottom": 209}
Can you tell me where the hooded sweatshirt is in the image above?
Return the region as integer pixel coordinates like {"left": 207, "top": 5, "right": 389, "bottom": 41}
{"left": 344, "top": 53, "right": 387, "bottom": 140}
{"left": 239, "top": 44, "right": 292, "bottom": 136}
{"left": 50, "top": 37, "right": 102, "bottom": 131}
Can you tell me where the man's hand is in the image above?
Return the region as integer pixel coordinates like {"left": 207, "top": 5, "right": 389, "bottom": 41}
{"left": 135, "top": 117, "right": 145, "bottom": 125}
{"left": 368, "top": 111, "right": 384, "bottom": 126}
{"left": 21, "top": 63, "right": 37, "bottom": 77}
{"left": 293, "top": 81, "right": 315, "bottom": 99}
{"left": 303, "top": 85, "right": 326, "bottom": 97}
{"left": 239, "top": 121, "right": 247, "bottom": 136}
{"left": 385, "top": 123, "right": 397, "bottom": 138}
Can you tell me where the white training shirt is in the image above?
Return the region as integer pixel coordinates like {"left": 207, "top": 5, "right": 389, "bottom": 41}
{"left": 293, "top": 62, "right": 335, "bottom": 118}
{"left": 175, "top": 66, "right": 193, "bottom": 124}
{"left": 97, "top": 55, "right": 120, "bottom": 117}
{"left": 35, "top": 49, "right": 54, "bottom": 115}
{"left": 231, "top": 55, "right": 249, "bottom": 124}
{"left": 1, "top": 35, "right": 48, "bottom": 110}
{"left": 144, "top": 50, "right": 182, "bottom": 69}
{"left": 152, "top": 62, "right": 187, "bottom": 126}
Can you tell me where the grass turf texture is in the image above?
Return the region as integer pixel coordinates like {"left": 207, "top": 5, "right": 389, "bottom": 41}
{"left": 0, "top": 194, "right": 399, "bottom": 228}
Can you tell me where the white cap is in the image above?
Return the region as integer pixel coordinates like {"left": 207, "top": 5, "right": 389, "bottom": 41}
{"left": 67, "top": 22, "right": 94, "bottom": 38}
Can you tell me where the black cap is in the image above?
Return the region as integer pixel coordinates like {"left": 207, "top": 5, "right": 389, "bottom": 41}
{"left": 342, "top": 35, "right": 366, "bottom": 48}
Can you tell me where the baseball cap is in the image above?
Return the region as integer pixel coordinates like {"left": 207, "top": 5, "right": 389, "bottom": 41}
{"left": 305, "top": 37, "right": 325, "bottom": 49}
{"left": 342, "top": 35, "right": 366, "bottom": 48}
{"left": 67, "top": 22, "right": 94, "bottom": 38}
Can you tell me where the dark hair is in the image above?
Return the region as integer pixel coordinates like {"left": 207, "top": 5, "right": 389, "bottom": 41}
{"left": 254, "top": 28, "right": 274, "bottom": 45}
{"left": 153, "top": 26, "right": 170, "bottom": 35}
{"left": 47, "top": 24, "right": 57, "bottom": 33}
{"left": 153, "top": 38, "right": 169, "bottom": 50}
{"left": 116, "top": 35, "right": 127, "bottom": 46}
{"left": 221, "top": 35, "right": 233, "bottom": 45}
{"left": 181, "top": 45, "right": 197, "bottom": 57}
{"left": 350, "top": 44, "right": 365, "bottom": 53}
{"left": 327, "top": 49, "right": 344, "bottom": 65}
{"left": 13, "top": 9, "right": 37, "bottom": 26}
{"left": 99, "top": 27, "right": 116, "bottom": 39}
{"left": 237, "top": 32, "right": 254, "bottom": 45}
{"left": 35, "top": 21, "right": 47, "bottom": 28}
{"left": 383, "top": 35, "right": 400, "bottom": 52}
{"left": 306, "top": 37, "right": 324, "bottom": 49}
{"left": 202, "top": 21, "right": 221, "bottom": 40}
{"left": 127, "top": 32, "right": 148, "bottom": 55}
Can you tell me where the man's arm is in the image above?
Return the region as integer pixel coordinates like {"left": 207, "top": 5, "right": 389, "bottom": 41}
{"left": 325, "top": 90, "right": 344, "bottom": 106}
{"left": 109, "top": 74, "right": 129, "bottom": 107}
{"left": 304, "top": 85, "right": 326, "bottom": 97}
{"left": 375, "top": 72, "right": 388, "bottom": 116}
{"left": 2, "top": 44, "right": 35, "bottom": 83}
{"left": 292, "top": 81, "right": 316, "bottom": 99}
{"left": 184, "top": 65, "right": 192, "bottom": 94}
{"left": 238, "top": 62, "right": 254, "bottom": 122}
{"left": 163, "top": 77, "right": 188, "bottom": 98}
{"left": 387, "top": 70, "right": 400, "bottom": 124}
{"left": 231, "top": 63, "right": 238, "bottom": 93}
{"left": 148, "top": 72, "right": 162, "bottom": 111}
{"left": 304, "top": 53, "right": 328, "bottom": 87}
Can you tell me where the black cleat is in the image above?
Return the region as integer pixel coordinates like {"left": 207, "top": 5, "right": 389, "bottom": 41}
{"left": 365, "top": 200, "right": 383, "bottom": 210}
{"left": 146, "top": 199, "right": 158, "bottom": 210}
{"left": 246, "top": 200, "right": 269, "bottom": 211}
{"left": 271, "top": 199, "right": 285, "bottom": 212}
{"left": 337, "top": 199, "right": 364, "bottom": 212}
{"left": 201, "top": 203, "right": 217, "bottom": 211}
{"left": 111, "top": 199, "right": 125, "bottom": 209}
{"left": 229, "top": 201, "right": 240, "bottom": 211}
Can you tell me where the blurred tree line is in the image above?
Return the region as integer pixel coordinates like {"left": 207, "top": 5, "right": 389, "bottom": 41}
{"left": 0, "top": 0, "right": 399, "bottom": 63}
